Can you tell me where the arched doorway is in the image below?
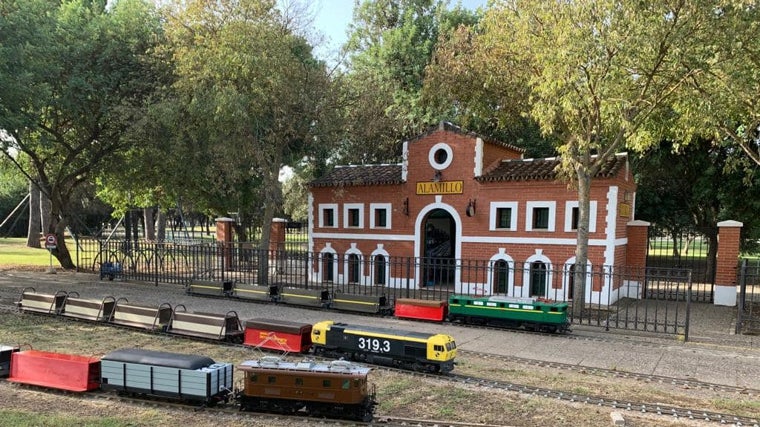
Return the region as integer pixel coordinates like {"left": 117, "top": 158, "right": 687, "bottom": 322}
{"left": 422, "top": 209, "right": 456, "bottom": 287}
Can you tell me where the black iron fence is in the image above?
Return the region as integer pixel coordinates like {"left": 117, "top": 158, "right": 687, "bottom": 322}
{"left": 77, "top": 238, "right": 692, "bottom": 339}
{"left": 647, "top": 226, "right": 715, "bottom": 302}
{"left": 737, "top": 258, "right": 760, "bottom": 335}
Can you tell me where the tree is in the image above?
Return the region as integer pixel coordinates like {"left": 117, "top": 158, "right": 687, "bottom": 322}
{"left": 426, "top": 1, "right": 726, "bottom": 315}
{"left": 635, "top": 138, "right": 760, "bottom": 279}
{"left": 339, "top": 0, "right": 480, "bottom": 163}
{"left": 163, "top": 0, "right": 335, "bottom": 283}
{"left": 674, "top": 2, "right": 760, "bottom": 167}
{"left": 0, "top": 0, "right": 166, "bottom": 268}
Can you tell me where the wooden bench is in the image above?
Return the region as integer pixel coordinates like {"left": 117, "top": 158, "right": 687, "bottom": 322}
{"left": 110, "top": 300, "right": 172, "bottom": 331}
{"left": 186, "top": 280, "right": 234, "bottom": 297}
{"left": 17, "top": 288, "right": 67, "bottom": 315}
{"left": 168, "top": 306, "right": 243, "bottom": 342}
{"left": 0, "top": 345, "right": 19, "bottom": 378}
{"left": 61, "top": 294, "right": 116, "bottom": 322}
{"left": 235, "top": 284, "right": 280, "bottom": 302}
{"left": 330, "top": 293, "right": 388, "bottom": 314}
{"left": 278, "top": 287, "right": 329, "bottom": 308}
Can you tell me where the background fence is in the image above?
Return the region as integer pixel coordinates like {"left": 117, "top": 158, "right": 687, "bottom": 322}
{"left": 76, "top": 238, "right": 692, "bottom": 338}
{"left": 737, "top": 259, "right": 760, "bottom": 334}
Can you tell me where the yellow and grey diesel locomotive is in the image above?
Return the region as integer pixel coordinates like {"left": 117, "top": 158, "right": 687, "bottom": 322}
{"left": 311, "top": 320, "right": 457, "bottom": 373}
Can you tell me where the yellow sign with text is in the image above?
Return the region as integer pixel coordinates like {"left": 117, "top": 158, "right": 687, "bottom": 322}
{"left": 416, "top": 180, "right": 464, "bottom": 195}
{"left": 619, "top": 203, "right": 631, "bottom": 218}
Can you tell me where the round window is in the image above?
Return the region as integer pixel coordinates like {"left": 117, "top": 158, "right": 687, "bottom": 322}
{"left": 428, "top": 143, "right": 453, "bottom": 170}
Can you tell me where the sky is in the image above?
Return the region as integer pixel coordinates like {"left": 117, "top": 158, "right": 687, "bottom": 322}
{"left": 311, "top": 0, "right": 488, "bottom": 60}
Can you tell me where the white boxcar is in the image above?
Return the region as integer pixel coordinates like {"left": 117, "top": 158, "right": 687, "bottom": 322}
{"left": 100, "top": 348, "right": 233, "bottom": 404}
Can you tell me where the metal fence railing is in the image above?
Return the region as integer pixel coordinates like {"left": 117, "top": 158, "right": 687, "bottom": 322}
{"left": 76, "top": 238, "right": 692, "bottom": 338}
{"left": 737, "top": 259, "right": 760, "bottom": 335}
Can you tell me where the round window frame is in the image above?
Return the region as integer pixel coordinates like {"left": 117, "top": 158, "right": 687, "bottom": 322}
{"left": 428, "top": 143, "right": 453, "bottom": 170}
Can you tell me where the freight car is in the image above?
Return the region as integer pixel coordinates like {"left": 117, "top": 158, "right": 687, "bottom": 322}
{"left": 100, "top": 348, "right": 234, "bottom": 405}
{"left": 447, "top": 294, "right": 570, "bottom": 333}
{"left": 311, "top": 320, "right": 457, "bottom": 373}
{"left": 1, "top": 344, "right": 378, "bottom": 422}
{"left": 238, "top": 357, "right": 376, "bottom": 421}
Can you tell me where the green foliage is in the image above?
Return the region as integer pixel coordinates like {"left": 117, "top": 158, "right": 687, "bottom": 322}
{"left": 0, "top": 0, "right": 166, "bottom": 267}
{"left": 635, "top": 139, "right": 760, "bottom": 253}
{"left": 156, "top": 0, "right": 335, "bottom": 244}
{"left": 0, "top": 159, "right": 28, "bottom": 237}
{"left": 338, "top": 0, "right": 481, "bottom": 163}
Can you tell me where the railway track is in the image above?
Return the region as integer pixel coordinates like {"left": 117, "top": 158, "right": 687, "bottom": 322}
{"left": 3, "top": 297, "right": 759, "bottom": 426}
{"left": 461, "top": 350, "right": 760, "bottom": 397}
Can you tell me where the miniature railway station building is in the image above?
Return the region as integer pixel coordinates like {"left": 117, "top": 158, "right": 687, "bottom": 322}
{"left": 307, "top": 122, "right": 640, "bottom": 305}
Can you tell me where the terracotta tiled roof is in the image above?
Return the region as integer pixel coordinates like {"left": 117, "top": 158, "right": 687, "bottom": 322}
{"left": 308, "top": 164, "right": 403, "bottom": 187}
{"left": 478, "top": 153, "right": 628, "bottom": 182}
{"left": 409, "top": 122, "right": 526, "bottom": 154}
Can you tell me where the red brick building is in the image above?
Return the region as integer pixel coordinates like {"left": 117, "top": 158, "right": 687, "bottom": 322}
{"left": 308, "top": 122, "right": 637, "bottom": 304}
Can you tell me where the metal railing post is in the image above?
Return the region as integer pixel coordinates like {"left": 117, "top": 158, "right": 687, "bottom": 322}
{"left": 684, "top": 270, "right": 692, "bottom": 342}
{"left": 736, "top": 259, "right": 748, "bottom": 335}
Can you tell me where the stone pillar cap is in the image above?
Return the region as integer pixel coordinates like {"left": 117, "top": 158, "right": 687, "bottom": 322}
{"left": 272, "top": 218, "right": 288, "bottom": 223}
{"left": 215, "top": 217, "right": 235, "bottom": 222}
{"left": 626, "top": 220, "right": 650, "bottom": 226}
{"left": 717, "top": 220, "right": 743, "bottom": 227}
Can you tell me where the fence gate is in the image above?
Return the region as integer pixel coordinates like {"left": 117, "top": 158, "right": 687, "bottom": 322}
{"left": 737, "top": 259, "right": 760, "bottom": 335}
{"left": 646, "top": 226, "right": 715, "bottom": 302}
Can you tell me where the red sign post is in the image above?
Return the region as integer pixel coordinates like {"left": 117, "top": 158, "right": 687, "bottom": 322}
{"left": 44, "top": 234, "right": 57, "bottom": 274}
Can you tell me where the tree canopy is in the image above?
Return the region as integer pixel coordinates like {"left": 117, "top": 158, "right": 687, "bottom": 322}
{"left": 425, "top": 0, "right": 753, "bottom": 313}
{"left": 0, "top": 0, "right": 166, "bottom": 267}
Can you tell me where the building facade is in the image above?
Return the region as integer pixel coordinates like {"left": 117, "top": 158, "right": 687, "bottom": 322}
{"left": 308, "top": 122, "right": 638, "bottom": 304}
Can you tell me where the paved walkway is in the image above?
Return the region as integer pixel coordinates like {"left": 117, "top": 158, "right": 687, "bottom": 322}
{"left": 1, "top": 270, "right": 758, "bottom": 390}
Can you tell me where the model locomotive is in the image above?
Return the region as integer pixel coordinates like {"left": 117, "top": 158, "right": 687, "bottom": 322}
{"left": 311, "top": 320, "right": 457, "bottom": 373}
{"left": 185, "top": 280, "right": 572, "bottom": 334}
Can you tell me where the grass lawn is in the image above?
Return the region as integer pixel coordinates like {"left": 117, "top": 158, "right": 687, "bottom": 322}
{"left": 0, "top": 237, "right": 75, "bottom": 268}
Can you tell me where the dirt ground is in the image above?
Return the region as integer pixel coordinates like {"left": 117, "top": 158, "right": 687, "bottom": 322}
{"left": 2, "top": 312, "right": 754, "bottom": 427}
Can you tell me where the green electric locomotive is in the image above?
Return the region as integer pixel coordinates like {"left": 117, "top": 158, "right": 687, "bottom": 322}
{"left": 447, "top": 294, "right": 570, "bottom": 333}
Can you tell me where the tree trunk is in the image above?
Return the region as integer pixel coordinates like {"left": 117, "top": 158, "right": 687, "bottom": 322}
{"left": 257, "top": 147, "right": 284, "bottom": 287}
{"left": 156, "top": 210, "right": 166, "bottom": 243}
{"left": 144, "top": 207, "right": 156, "bottom": 241}
{"left": 46, "top": 191, "right": 75, "bottom": 270}
{"left": 39, "top": 189, "right": 52, "bottom": 241}
{"left": 572, "top": 170, "right": 592, "bottom": 318}
{"left": 26, "top": 181, "right": 41, "bottom": 248}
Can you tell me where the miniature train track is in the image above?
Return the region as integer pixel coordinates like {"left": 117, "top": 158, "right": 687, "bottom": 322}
{"left": 444, "top": 372, "right": 759, "bottom": 427}
{"left": 375, "top": 365, "right": 759, "bottom": 427}
{"left": 5, "top": 299, "right": 760, "bottom": 426}
{"left": 461, "top": 350, "right": 760, "bottom": 397}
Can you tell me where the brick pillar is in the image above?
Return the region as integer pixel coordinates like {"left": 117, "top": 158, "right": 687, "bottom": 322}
{"left": 626, "top": 220, "right": 650, "bottom": 270}
{"left": 269, "top": 218, "right": 287, "bottom": 253}
{"left": 269, "top": 218, "right": 287, "bottom": 276}
{"left": 714, "top": 220, "right": 743, "bottom": 306}
{"left": 624, "top": 220, "right": 650, "bottom": 299}
{"left": 215, "top": 217, "right": 235, "bottom": 271}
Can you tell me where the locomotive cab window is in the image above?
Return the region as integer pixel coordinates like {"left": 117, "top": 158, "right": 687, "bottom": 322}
{"left": 295, "top": 378, "right": 303, "bottom": 385}
{"left": 434, "top": 345, "right": 444, "bottom": 352}
{"left": 342, "top": 379, "right": 351, "bottom": 389}
{"left": 268, "top": 376, "right": 277, "bottom": 384}
{"left": 323, "top": 379, "right": 331, "bottom": 387}
{"left": 249, "top": 374, "right": 258, "bottom": 383}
